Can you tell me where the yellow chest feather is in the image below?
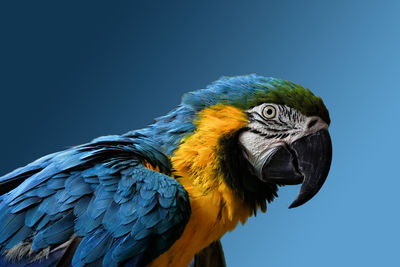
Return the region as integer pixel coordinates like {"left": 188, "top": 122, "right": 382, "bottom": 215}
{"left": 149, "top": 105, "right": 253, "bottom": 267}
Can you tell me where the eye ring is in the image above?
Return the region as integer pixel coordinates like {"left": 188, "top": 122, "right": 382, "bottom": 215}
{"left": 262, "top": 105, "right": 276, "bottom": 119}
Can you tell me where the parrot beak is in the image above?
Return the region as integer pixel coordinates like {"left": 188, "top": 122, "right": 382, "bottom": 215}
{"left": 259, "top": 129, "right": 332, "bottom": 208}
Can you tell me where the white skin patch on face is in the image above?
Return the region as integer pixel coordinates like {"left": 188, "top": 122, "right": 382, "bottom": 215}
{"left": 239, "top": 103, "right": 329, "bottom": 170}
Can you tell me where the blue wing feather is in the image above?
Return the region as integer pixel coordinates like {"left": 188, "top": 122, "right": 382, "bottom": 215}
{"left": 0, "top": 134, "right": 191, "bottom": 266}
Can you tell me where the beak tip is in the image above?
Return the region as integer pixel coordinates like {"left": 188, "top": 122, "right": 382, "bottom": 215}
{"left": 288, "top": 198, "right": 303, "bottom": 209}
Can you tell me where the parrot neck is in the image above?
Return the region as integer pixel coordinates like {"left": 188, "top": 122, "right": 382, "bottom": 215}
{"left": 149, "top": 104, "right": 254, "bottom": 267}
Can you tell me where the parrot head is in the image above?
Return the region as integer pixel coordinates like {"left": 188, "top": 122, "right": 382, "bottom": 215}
{"left": 147, "top": 74, "right": 332, "bottom": 212}
{"left": 237, "top": 102, "right": 331, "bottom": 208}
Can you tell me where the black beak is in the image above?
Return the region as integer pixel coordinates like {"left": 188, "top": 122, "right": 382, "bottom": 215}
{"left": 260, "top": 129, "right": 332, "bottom": 208}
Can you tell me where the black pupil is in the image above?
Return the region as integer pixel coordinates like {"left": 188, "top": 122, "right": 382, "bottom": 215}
{"left": 266, "top": 108, "right": 273, "bottom": 115}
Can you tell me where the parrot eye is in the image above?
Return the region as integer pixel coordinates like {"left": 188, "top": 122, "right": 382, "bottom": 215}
{"left": 262, "top": 105, "right": 276, "bottom": 119}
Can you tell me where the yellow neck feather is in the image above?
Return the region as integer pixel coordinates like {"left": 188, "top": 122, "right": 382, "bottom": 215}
{"left": 149, "top": 104, "right": 253, "bottom": 267}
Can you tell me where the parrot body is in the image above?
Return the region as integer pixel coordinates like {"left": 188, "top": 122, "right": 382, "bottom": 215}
{"left": 0, "top": 74, "right": 332, "bottom": 266}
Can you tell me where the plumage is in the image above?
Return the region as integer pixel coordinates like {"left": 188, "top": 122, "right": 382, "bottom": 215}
{"left": 4, "top": 226, "right": 32, "bottom": 249}
{"left": 0, "top": 74, "right": 332, "bottom": 267}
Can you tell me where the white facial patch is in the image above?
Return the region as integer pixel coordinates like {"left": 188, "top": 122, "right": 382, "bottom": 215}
{"left": 239, "top": 131, "right": 283, "bottom": 170}
{"left": 239, "top": 103, "right": 329, "bottom": 170}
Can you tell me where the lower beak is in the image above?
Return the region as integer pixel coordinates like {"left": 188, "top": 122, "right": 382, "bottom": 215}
{"left": 260, "top": 129, "right": 332, "bottom": 208}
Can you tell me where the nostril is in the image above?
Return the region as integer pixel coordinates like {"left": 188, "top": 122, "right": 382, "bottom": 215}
{"left": 307, "top": 119, "right": 318, "bottom": 129}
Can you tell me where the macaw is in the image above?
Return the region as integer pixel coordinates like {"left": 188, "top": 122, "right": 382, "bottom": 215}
{"left": 0, "top": 74, "right": 332, "bottom": 267}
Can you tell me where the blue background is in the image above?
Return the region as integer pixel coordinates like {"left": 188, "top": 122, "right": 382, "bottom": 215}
{"left": 1, "top": 1, "right": 399, "bottom": 266}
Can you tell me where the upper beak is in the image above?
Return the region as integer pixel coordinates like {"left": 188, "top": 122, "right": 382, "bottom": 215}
{"left": 260, "top": 129, "right": 332, "bottom": 208}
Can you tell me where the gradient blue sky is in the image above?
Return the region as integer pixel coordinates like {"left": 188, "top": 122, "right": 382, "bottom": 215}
{"left": 1, "top": 1, "right": 399, "bottom": 266}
